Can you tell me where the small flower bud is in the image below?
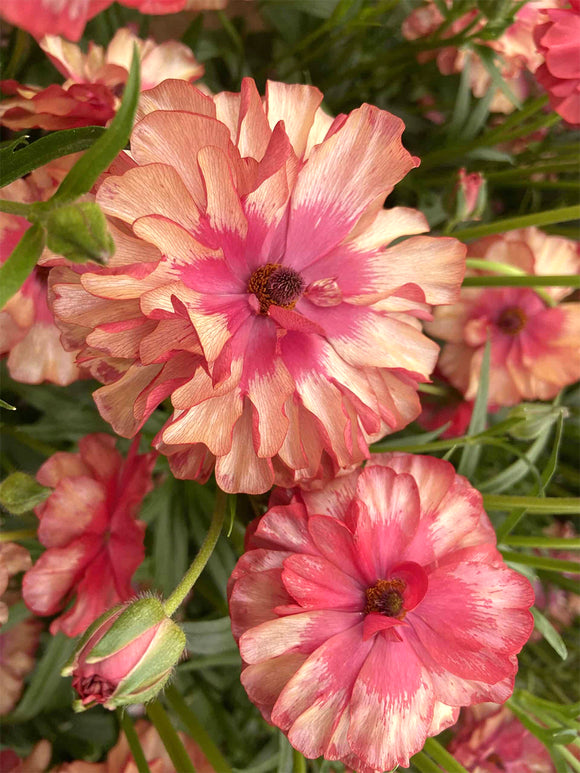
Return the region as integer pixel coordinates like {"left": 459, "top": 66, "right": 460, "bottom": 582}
{"left": 62, "top": 597, "right": 186, "bottom": 712}
{"left": 455, "top": 168, "right": 487, "bottom": 222}
{"left": 507, "top": 403, "right": 568, "bottom": 441}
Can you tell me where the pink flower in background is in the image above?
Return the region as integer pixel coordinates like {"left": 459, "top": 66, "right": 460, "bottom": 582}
{"left": 418, "top": 391, "right": 475, "bottom": 439}
{"left": 0, "top": 742, "right": 52, "bottom": 773}
{"left": 50, "top": 78, "right": 466, "bottom": 494}
{"left": 228, "top": 453, "right": 534, "bottom": 771}
{"left": 22, "top": 434, "right": 156, "bottom": 637}
{"left": 449, "top": 704, "right": 555, "bottom": 772}
{"left": 0, "top": 157, "right": 86, "bottom": 386}
{"left": 427, "top": 227, "right": 580, "bottom": 406}
{"left": 534, "top": 0, "right": 580, "bottom": 126}
{"left": 0, "top": 0, "right": 227, "bottom": 42}
{"left": 0, "top": 28, "right": 202, "bottom": 131}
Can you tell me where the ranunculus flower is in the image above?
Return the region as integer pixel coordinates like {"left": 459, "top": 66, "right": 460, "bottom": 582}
{"left": 50, "top": 78, "right": 466, "bottom": 494}
{"left": 0, "top": 157, "right": 85, "bottom": 386}
{"left": 55, "top": 719, "right": 215, "bottom": 771}
{"left": 427, "top": 227, "right": 580, "bottom": 406}
{"left": 534, "top": 0, "right": 580, "bottom": 126}
{"left": 22, "top": 434, "right": 156, "bottom": 637}
{"left": 63, "top": 598, "right": 186, "bottom": 710}
{"left": 0, "top": 741, "right": 52, "bottom": 773}
{"left": 0, "top": 28, "right": 202, "bottom": 131}
{"left": 449, "top": 703, "right": 555, "bottom": 772}
{"left": 228, "top": 453, "right": 534, "bottom": 771}
{"left": 0, "top": 0, "right": 228, "bottom": 42}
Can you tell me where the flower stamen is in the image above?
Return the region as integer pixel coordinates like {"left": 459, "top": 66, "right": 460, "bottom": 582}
{"left": 497, "top": 306, "right": 527, "bottom": 336}
{"left": 365, "top": 578, "right": 406, "bottom": 618}
{"left": 248, "top": 263, "right": 305, "bottom": 315}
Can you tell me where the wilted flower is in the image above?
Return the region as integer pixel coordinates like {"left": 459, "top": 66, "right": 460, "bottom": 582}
{"left": 534, "top": 0, "right": 580, "bottom": 126}
{"left": 55, "top": 719, "right": 214, "bottom": 771}
{"left": 0, "top": 0, "right": 228, "bottom": 42}
{"left": 50, "top": 78, "right": 466, "bottom": 494}
{"left": 449, "top": 704, "right": 555, "bottom": 772}
{"left": 228, "top": 453, "right": 534, "bottom": 771}
{"left": 0, "top": 28, "right": 202, "bottom": 131}
{"left": 427, "top": 227, "right": 580, "bottom": 406}
{"left": 22, "top": 434, "right": 156, "bottom": 637}
{"left": 0, "top": 157, "right": 85, "bottom": 386}
{"left": 63, "top": 598, "right": 185, "bottom": 711}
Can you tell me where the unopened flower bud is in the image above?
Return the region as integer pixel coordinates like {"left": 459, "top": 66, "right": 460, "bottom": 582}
{"left": 62, "top": 597, "right": 186, "bottom": 712}
{"left": 507, "top": 403, "right": 568, "bottom": 441}
{"left": 455, "top": 168, "right": 487, "bottom": 221}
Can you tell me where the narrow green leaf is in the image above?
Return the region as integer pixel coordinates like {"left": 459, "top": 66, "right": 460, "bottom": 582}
{"left": 480, "top": 422, "right": 552, "bottom": 495}
{"left": 457, "top": 338, "right": 490, "bottom": 479}
{"left": 0, "top": 471, "right": 50, "bottom": 514}
{"left": 423, "top": 738, "right": 469, "bottom": 773}
{"left": 463, "top": 274, "right": 580, "bottom": 288}
{"left": 501, "top": 551, "right": 580, "bottom": 573}
{"left": 412, "top": 751, "right": 443, "bottom": 773}
{"left": 52, "top": 47, "right": 140, "bottom": 204}
{"left": 181, "top": 616, "right": 236, "bottom": 655}
{"left": 502, "top": 535, "right": 580, "bottom": 549}
{"left": 0, "top": 397, "right": 16, "bottom": 410}
{"left": 0, "top": 127, "right": 105, "bottom": 188}
{"left": 539, "top": 411, "right": 565, "bottom": 493}
{"left": 474, "top": 45, "right": 522, "bottom": 110}
{"left": 531, "top": 607, "right": 568, "bottom": 660}
{"left": 484, "top": 495, "right": 580, "bottom": 514}
{"left": 455, "top": 205, "right": 580, "bottom": 240}
{"left": 0, "top": 223, "right": 45, "bottom": 309}
{"left": 448, "top": 55, "right": 471, "bottom": 136}
{"left": 277, "top": 732, "right": 293, "bottom": 773}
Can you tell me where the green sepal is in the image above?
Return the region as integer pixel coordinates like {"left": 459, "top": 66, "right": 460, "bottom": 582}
{"left": 0, "top": 472, "right": 50, "bottom": 515}
{"left": 113, "top": 620, "right": 185, "bottom": 699}
{"left": 44, "top": 201, "right": 115, "bottom": 264}
{"left": 86, "top": 597, "right": 167, "bottom": 663}
{"left": 61, "top": 604, "right": 125, "bottom": 676}
{"left": 105, "top": 667, "right": 175, "bottom": 709}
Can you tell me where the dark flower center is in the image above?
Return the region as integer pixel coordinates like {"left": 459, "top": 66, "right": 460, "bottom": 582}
{"left": 497, "top": 306, "right": 527, "bottom": 336}
{"left": 75, "top": 674, "right": 116, "bottom": 703}
{"left": 247, "top": 263, "right": 305, "bottom": 315}
{"left": 365, "top": 578, "right": 406, "bottom": 617}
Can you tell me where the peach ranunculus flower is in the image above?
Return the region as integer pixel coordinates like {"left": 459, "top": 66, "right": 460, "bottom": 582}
{"left": 0, "top": 0, "right": 227, "bottom": 43}
{"left": 449, "top": 703, "right": 555, "bottom": 772}
{"left": 0, "top": 157, "right": 87, "bottom": 386}
{"left": 49, "top": 78, "right": 466, "bottom": 494}
{"left": 427, "top": 227, "right": 580, "bottom": 407}
{"left": 228, "top": 453, "right": 534, "bottom": 772}
{"left": 22, "top": 434, "right": 157, "bottom": 638}
{"left": 0, "top": 28, "right": 203, "bottom": 131}
{"left": 55, "top": 719, "right": 215, "bottom": 772}
{"left": 0, "top": 543, "right": 43, "bottom": 716}
{"left": 402, "top": 1, "right": 559, "bottom": 114}
{"left": 534, "top": 0, "right": 580, "bottom": 126}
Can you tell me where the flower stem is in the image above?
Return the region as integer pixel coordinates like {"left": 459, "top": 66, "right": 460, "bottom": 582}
{"left": 146, "top": 700, "right": 195, "bottom": 773}
{"left": 464, "top": 259, "right": 559, "bottom": 306}
{"left": 462, "top": 274, "right": 580, "bottom": 288}
{"left": 163, "top": 488, "right": 227, "bottom": 617}
{"left": 483, "top": 494, "right": 580, "bottom": 514}
{"left": 423, "top": 738, "right": 469, "bottom": 773}
{"left": 0, "top": 529, "right": 37, "bottom": 543}
{"left": 501, "top": 535, "right": 580, "bottom": 549}
{"left": 453, "top": 205, "right": 580, "bottom": 240}
{"left": 500, "top": 551, "right": 580, "bottom": 573}
{"left": 0, "top": 199, "right": 32, "bottom": 217}
{"left": 117, "top": 709, "right": 151, "bottom": 773}
{"left": 293, "top": 749, "right": 307, "bottom": 773}
{"left": 165, "top": 684, "right": 233, "bottom": 773}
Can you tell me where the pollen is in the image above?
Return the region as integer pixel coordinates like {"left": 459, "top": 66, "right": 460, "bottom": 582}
{"left": 247, "top": 263, "right": 305, "bottom": 315}
{"left": 498, "top": 306, "right": 527, "bottom": 336}
{"left": 365, "top": 578, "right": 406, "bottom": 618}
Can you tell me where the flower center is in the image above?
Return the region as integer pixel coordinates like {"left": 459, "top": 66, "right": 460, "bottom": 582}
{"left": 497, "top": 306, "right": 527, "bottom": 336}
{"left": 365, "top": 578, "right": 406, "bottom": 618}
{"left": 247, "top": 263, "right": 305, "bottom": 315}
{"left": 75, "top": 674, "right": 116, "bottom": 703}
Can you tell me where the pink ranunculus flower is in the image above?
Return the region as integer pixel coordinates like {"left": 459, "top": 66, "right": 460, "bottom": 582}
{"left": 0, "top": 0, "right": 227, "bottom": 42}
{"left": 449, "top": 703, "right": 555, "bottom": 772}
{"left": 22, "top": 434, "right": 156, "bottom": 637}
{"left": 49, "top": 78, "right": 466, "bottom": 494}
{"left": 228, "top": 453, "right": 534, "bottom": 772}
{"left": 534, "top": 0, "right": 580, "bottom": 126}
{"left": 0, "top": 157, "right": 87, "bottom": 386}
{"left": 427, "top": 227, "right": 580, "bottom": 407}
{"left": 0, "top": 28, "right": 202, "bottom": 131}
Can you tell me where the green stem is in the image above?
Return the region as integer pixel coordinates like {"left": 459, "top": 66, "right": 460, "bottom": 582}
{"left": 501, "top": 536, "right": 580, "bottom": 549}
{"left": 165, "top": 685, "right": 232, "bottom": 773}
{"left": 293, "top": 749, "right": 307, "bottom": 773}
{"left": 118, "top": 710, "right": 152, "bottom": 773}
{"left": 483, "top": 495, "right": 580, "bottom": 514}
{"left": 500, "top": 551, "right": 580, "bottom": 573}
{"left": 453, "top": 205, "right": 580, "bottom": 240}
{"left": 411, "top": 751, "right": 444, "bottom": 773}
{"left": 0, "top": 199, "right": 32, "bottom": 217}
{"left": 163, "top": 488, "right": 227, "bottom": 617}
{"left": 561, "top": 747, "right": 580, "bottom": 773}
{"left": 422, "top": 739, "right": 468, "bottom": 773}
{"left": 464, "top": 259, "right": 558, "bottom": 305}
{"left": 463, "top": 275, "right": 580, "bottom": 288}
{"left": 0, "top": 529, "right": 37, "bottom": 542}
{"left": 146, "top": 701, "right": 195, "bottom": 773}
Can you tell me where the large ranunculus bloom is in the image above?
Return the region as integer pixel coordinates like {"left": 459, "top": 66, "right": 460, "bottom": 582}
{"left": 50, "top": 78, "right": 466, "bottom": 494}
{"left": 427, "top": 227, "right": 580, "bottom": 406}
{"left": 22, "top": 434, "right": 156, "bottom": 637}
{"left": 449, "top": 704, "right": 555, "bottom": 772}
{"left": 534, "top": 0, "right": 580, "bottom": 126}
{"left": 0, "top": 28, "right": 202, "bottom": 131}
{"left": 0, "top": 156, "right": 87, "bottom": 385}
{"left": 0, "top": 0, "right": 227, "bottom": 42}
{"left": 228, "top": 453, "right": 534, "bottom": 772}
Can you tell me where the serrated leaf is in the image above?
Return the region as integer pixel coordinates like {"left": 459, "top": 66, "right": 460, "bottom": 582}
{"left": 45, "top": 200, "right": 115, "bottom": 264}
{"left": 0, "top": 471, "right": 50, "bottom": 514}
{"left": 531, "top": 607, "right": 568, "bottom": 660}
{"left": 0, "top": 222, "right": 45, "bottom": 309}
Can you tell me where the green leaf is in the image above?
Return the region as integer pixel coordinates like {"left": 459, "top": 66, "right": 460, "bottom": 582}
{"left": 531, "top": 607, "right": 568, "bottom": 660}
{"left": 457, "top": 338, "right": 490, "bottom": 479}
{"left": 52, "top": 47, "right": 140, "bottom": 204}
{"left": 423, "top": 738, "right": 469, "bottom": 773}
{"left": 456, "top": 205, "right": 580, "bottom": 241}
{"left": 181, "top": 616, "right": 236, "bottom": 655}
{"left": 0, "top": 471, "right": 50, "bottom": 515}
{"left": 0, "top": 223, "right": 45, "bottom": 309}
{"left": 474, "top": 44, "right": 522, "bottom": 110}
{"left": 277, "top": 732, "right": 294, "bottom": 773}
{"left": 501, "top": 551, "right": 580, "bottom": 573}
{"left": 448, "top": 55, "right": 471, "bottom": 136}
{"left": 45, "top": 201, "right": 115, "bottom": 264}
{"left": 0, "top": 397, "right": 16, "bottom": 410}
{"left": 0, "top": 127, "right": 105, "bottom": 189}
